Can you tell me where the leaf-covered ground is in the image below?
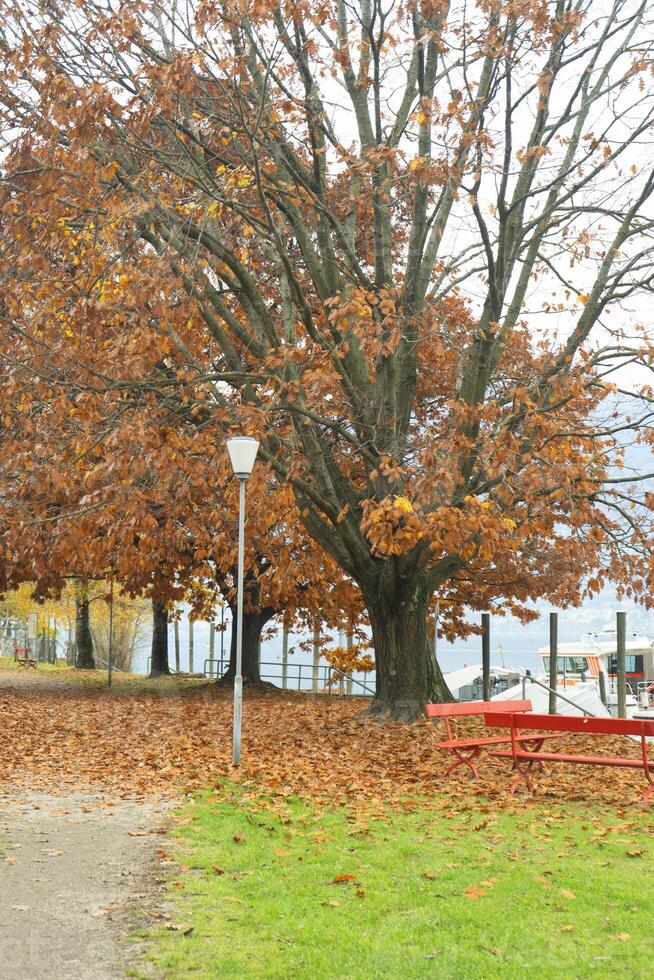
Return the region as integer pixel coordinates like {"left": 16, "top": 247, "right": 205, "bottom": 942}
{"left": 0, "top": 666, "right": 652, "bottom": 809}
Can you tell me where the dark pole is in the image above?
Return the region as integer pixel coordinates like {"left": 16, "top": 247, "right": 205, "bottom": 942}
{"left": 220, "top": 604, "right": 225, "bottom": 672}
{"left": 616, "top": 610, "right": 627, "bottom": 719}
{"left": 549, "top": 612, "right": 558, "bottom": 715}
{"left": 482, "top": 613, "right": 491, "bottom": 701}
{"left": 174, "top": 619, "right": 180, "bottom": 673}
{"left": 107, "top": 577, "right": 114, "bottom": 688}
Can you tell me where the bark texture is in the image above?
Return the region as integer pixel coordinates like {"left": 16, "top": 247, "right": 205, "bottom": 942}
{"left": 361, "top": 575, "right": 453, "bottom": 721}
{"left": 149, "top": 599, "right": 170, "bottom": 676}
{"left": 216, "top": 605, "right": 276, "bottom": 688}
{"left": 74, "top": 598, "right": 95, "bottom": 670}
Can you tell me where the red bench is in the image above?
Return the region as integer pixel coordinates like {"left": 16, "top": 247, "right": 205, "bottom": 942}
{"left": 485, "top": 712, "right": 654, "bottom": 803}
{"left": 13, "top": 645, "right": 37, "bottom": 669}
{"left": 426, "top": 700, "right": 561, "bottom": 778}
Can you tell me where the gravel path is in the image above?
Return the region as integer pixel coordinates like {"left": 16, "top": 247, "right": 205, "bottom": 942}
{"left": 0, "top": 790, "right": 174, "bottom": 980}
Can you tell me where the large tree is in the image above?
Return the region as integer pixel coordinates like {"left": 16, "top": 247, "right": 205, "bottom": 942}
{"left": 2, "top": 1, "right": 654, "bottom": 717}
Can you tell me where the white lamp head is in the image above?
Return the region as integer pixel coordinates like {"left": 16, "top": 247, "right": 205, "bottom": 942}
{"left": 226, "top": 436, "right": 259, "bottom": 478}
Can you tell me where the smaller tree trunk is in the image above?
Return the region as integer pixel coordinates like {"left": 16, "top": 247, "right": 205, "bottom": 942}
{"left": 188, "top": 618, "right": 194, "bottom": 673}
{"left": 217, "top": 606, "right": 276, "bottom": 688}
{"left": 174, "top": 619, "right": 180, "bottom": 673}
{"left": 75, "top": 598, "right": 95, "bottom": 669}
{"left": 150, "top": 599, "right": 170, "bottom": 676}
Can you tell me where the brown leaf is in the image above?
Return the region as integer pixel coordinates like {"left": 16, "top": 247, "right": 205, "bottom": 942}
{"left": 464, "top": 885, "right": 488, "bottom": 900}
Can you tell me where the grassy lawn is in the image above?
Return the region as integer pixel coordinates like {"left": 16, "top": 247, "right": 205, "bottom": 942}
{"left": 140, "top": 785, "right": 654, "bottom": 979}
{"left": 0, "top": 657, "right": 207, "bottom": 692}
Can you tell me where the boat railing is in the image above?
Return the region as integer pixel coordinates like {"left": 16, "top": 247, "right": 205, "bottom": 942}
{"left": 636, "top": 680, "right": 654, "bottom": 707}
{"left": 521, "top": 671, "right": 597, "bottom": 717}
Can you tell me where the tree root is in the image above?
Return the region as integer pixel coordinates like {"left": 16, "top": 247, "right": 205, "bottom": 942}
{"left": 359, "top": 698, "right": 425, "bottom": 723}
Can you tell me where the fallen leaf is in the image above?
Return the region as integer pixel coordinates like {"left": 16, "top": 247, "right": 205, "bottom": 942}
{"left": 165, "top": 923, "right": 194, "bottom": 936}
{"left": 464, "top": 885, "right": 489, "bottom": 900}
{"left": 332, "top": 874, "right": 357, "bottom": 884}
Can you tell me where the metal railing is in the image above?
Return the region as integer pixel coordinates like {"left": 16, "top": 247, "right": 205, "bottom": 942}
{"left": 521, "top": 672, "right": 596, "bottom": 717}
{"left": 202, "top": 657, "right": 374, "bottom": 697}
{"left": 95, "top": 655, "right": 127, "bottom": 673}
{"left": 144, "top": 657, "right": 181, "bottom": 675}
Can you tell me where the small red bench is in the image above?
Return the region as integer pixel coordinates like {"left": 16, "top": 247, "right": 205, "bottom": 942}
{"left": 13, "top": 645, "right": 37, "bottom": 669}
{"left": 485, "top": 712, "right": 654, "bottom": 803}
{"left": 426, "top": 700, "right": 561, "bottom": 778}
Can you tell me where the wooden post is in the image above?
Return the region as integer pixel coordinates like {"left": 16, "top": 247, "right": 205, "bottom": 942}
{"left": 482, "top": 614, "right": 491, "bottom": 701}
{"left": 282, "top": 625, "right": 289, "bottom": 689}
{"left": 189, "top": 617, "right": 194, "bottom": 674}
{"left": 598, "top": 670, "right": 608, "bottom": 707}
{"left": 549, "top": 612, "right": 558, "bottom": 715}
{"left": 209, "top": 622, "right": 215, "bottom": 675}
{"left": 312, "top": 626, "right": 320, "bottom": 693}
{"left": 616, "top": 610, "right": 627, "bottom": 719}
{"left": 174, "top": 620, "right": 180, "bottom": 674}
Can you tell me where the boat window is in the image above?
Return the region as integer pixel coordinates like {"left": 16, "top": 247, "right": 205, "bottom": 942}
{"left": 609, "top": 655, "right": 644, "bottom": 675}
{"left": 543, "top": 656, "right": 589, "bottom": 673}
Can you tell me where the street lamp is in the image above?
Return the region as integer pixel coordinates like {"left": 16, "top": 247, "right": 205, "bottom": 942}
{"left": 226, "top": 435, "right": 259, "bottom": 764}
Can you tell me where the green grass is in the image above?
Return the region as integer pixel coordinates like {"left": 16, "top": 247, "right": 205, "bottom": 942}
{"left": 0, "top": 657, "right": 208, "bottom": 693}
{"left": 140, "top": 786, "right": 654, "bottom": 979}
{"left": 0, "top": 654, "right": 63, "bottom": 671}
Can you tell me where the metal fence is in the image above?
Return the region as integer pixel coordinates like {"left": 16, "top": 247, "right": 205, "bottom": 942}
{"left": 203, "top": 658, "right": 375, "bottom": 697}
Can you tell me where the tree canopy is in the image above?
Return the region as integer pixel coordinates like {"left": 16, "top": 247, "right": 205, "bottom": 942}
{"left": 2, "top": 0, "right": 654, "bottom": 716}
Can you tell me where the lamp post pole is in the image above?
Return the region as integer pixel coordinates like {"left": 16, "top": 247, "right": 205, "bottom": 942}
{"left": 226, "top": 435, "right": 259, "bottom": 767}
{"left": 233, "top": 476, "right": 247, "bottom": 765}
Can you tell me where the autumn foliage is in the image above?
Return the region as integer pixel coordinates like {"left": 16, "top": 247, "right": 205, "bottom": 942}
{"left": 1, "top": 1, "right": 654, "bottom": 716}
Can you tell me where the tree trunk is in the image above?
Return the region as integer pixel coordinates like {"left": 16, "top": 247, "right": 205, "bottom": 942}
{"left": 216, "top": 606, "right": 276, "bottom": 687}
{"left": 150, "top": 599, "right": 170, "bottom": 676}
{"left": 362, "top": 576, "right": 453, "bottom": 721}
{"left": 75, "top": 598, "right": 95, "bottom": 669}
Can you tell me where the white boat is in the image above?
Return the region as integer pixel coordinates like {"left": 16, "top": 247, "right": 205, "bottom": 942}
{"left": 537, "top": 624, "right": 654, "bottom": 718}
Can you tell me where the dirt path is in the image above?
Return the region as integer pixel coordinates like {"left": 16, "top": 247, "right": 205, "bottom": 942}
{"left": 0, "top": 790, "right": 175, "bottom": 980}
